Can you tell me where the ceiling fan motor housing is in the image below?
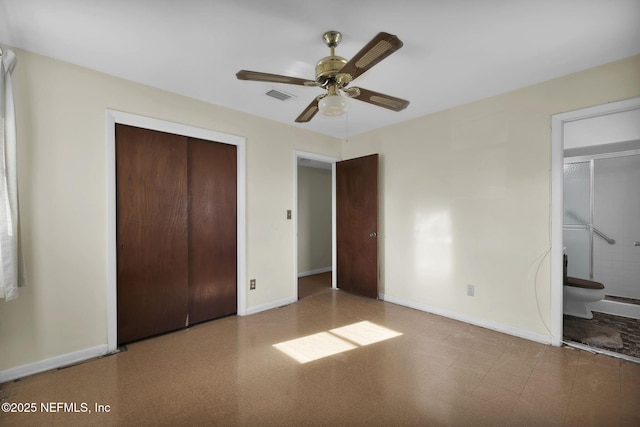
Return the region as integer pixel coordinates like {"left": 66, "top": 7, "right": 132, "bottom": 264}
{"left": 315, "top": 56, "right": 348, "bottom": 87}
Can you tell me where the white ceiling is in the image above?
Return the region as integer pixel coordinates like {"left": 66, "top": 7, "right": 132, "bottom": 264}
{"left": 2, "top": 0, "right": 639, "bottom": 138}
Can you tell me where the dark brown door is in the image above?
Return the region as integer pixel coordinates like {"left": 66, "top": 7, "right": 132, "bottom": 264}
{"left": 336, "top": 154, "right": 379, "bottom": 298}
{"left": 116, "top": 125, "right": 189, "bottom": 344}
{"left": 188, "top": 138, "right": 237, "bottom": 324}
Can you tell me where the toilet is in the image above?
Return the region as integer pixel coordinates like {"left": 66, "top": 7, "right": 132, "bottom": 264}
{"left": 563, "top": 255, "right": 605, "bottom": 319}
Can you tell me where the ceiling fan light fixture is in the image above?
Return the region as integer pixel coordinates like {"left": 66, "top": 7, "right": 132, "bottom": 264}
{"left": 318, "top": 94, "right": 348, "bottom": 116}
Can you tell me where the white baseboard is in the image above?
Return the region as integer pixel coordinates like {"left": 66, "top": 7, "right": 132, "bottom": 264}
{"left": 380, "top": 293, "right": 552, "bottom": 345}
{"left": 244, "top": 296, "right": 297, "bottom": 316}
{"left": 298, "top": 266, "right": 332, "bottom": 278}
{"left": 2, "top": 294, "right": 294, "bottom": 382}
{"left": 3, "top": 296, "right": 296, "bottom": 382}
{"left": 0, "top": 344, "right": 109, "bottom": 383}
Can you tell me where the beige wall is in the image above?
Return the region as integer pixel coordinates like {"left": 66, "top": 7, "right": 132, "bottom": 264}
{"left": 0, "top": 49, "right": 340, "bottom": 372}
{"left": 297, "top": 166, "right": 332, "bottom": 274}
{"left": 2, "top": 46, "right": 639, "bottom": 375}
{"left": 342, "top": 55, "right": 640, "bottom": 337}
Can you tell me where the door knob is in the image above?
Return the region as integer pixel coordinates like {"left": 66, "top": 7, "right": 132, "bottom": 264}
{"left": 369, "top": 232, "right": 378, "bottom": 238}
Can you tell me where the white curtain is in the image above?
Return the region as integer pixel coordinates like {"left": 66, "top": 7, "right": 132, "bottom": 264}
{"left": 0, "top": 48, "right": 21, "bottom": 301}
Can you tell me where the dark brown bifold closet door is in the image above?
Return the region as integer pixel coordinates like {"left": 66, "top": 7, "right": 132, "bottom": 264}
{"left": 188, "top": 138, "right": 237, "bottom": 324}
{"left": 116, "top": 125, "right": 189, "bottom": 345}
{"left": 116, "top": 125, "right": 237, "bottom": 346}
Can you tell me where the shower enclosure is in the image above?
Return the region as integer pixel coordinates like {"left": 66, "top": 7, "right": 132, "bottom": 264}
{"left": 563, "top": 144, "right": 640, "bottom": 317}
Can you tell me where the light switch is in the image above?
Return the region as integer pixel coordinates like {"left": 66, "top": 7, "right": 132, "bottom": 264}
{"left": 287, "top": 210, "right": 292, "bottom": 220}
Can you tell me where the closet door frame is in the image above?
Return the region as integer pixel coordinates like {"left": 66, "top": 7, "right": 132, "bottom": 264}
{"left": 106, "top": 110, "right": 247, "bottom": 352}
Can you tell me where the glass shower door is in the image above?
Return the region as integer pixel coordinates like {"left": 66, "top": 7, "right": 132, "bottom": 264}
{"left": 593, "top": 153, "right": 640, "bottom": 299}
{"left": 563, "top": 161, "right": 592, "bottom": 279}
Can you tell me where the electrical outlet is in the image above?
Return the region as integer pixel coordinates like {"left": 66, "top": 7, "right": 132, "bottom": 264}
{"left": 250, "top": 279, "right": 256, "bottom": 290}
{"left": 467, "top": 284, "right": 475, "bottom": 296}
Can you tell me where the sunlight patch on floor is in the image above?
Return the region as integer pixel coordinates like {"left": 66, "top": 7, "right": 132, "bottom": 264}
{"left": 330, "top": 321, "right": 403, "bottom": 346}
{"left": 273, "top": 332, "right": 357, "bottom": 364}
{"left": 273, "top": 321, "right": 403, "bottom": 364}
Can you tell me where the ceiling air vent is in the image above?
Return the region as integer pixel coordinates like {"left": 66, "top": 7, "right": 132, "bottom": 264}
{"left": 266, "top": 89, "right": 295, "bottom": 101}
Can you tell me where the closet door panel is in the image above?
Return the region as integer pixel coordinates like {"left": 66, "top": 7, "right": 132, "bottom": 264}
{"left": 116, "top": 125, "right": 189, "bottom": 344}
{"left": 188, "top": 138, "right": 237, "bottom": 323}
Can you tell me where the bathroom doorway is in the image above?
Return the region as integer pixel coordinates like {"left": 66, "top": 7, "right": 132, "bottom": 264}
{"left": 562, "top": 138, "right": 640, "bottom": 360}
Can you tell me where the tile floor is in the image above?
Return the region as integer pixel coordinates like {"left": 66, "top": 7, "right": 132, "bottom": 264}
{"left": 2, "top": 278, "right": 639, "bottom": 426}
{"left": 564, "top": 312, "right": 640, "bottom": 359}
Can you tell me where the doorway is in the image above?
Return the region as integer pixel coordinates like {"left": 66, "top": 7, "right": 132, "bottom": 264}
{"left": 294, "top": 151, "right": 337, "bottom": 299}
{"left": 106, "top": 110, "right": 247, "bottom": 352}
{"left": 293, "top": 151, "right": 380, "bottom": 300}
{"left": 563, "top": 150, "right": 640, "bottom": 359}
{"left": 551, "top": 97, "right": 640, "bottom": 358}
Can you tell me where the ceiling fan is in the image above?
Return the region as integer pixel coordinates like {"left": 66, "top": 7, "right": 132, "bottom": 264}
{"left": 236, "top": 31, "right": 410, "bottom": 123}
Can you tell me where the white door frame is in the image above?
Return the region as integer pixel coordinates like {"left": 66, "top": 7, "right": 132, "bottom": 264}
{"left": 105, "top": 110, "right": 247, "bottom": 352}
{"left": 293, "top": 150, "right": 339, "bottom": 298}
{"left": 550, "top": 96, "right": 640, "bottom": 346}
